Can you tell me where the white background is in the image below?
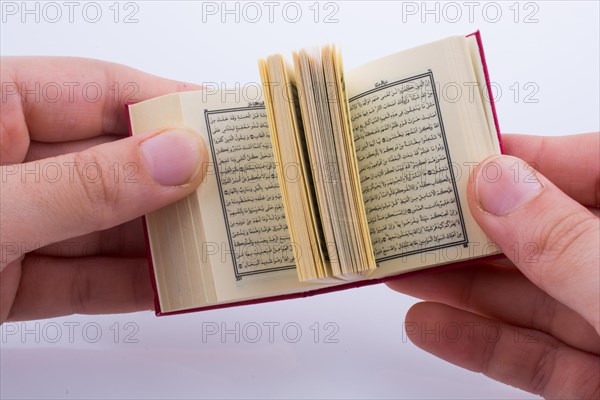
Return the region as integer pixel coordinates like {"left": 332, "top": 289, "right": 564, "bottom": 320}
{"left": 1, "top": 1, "right": 598, "bottom": 399}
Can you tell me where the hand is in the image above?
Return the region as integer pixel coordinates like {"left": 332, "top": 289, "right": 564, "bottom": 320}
{"left": 0, "top": 57, "right": 207, "bottom": 323}
{"left": 388, "top": 133, "right": 599, "bottom": 399}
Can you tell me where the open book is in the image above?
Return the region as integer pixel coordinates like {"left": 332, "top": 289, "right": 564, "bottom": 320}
{"left": 128, "top": 31, "right": 502, "bottom": 315}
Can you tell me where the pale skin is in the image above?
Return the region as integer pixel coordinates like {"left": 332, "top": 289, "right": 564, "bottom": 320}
{"left": 1, "top": 58, "right": 598, "bottom": 398}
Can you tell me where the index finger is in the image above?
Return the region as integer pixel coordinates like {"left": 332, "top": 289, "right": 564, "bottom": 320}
{"left": 502, "top": 133, "right": 599, "bottom": 208}
{"left": 1, "top": 56, "right": 201, "bottom": 143}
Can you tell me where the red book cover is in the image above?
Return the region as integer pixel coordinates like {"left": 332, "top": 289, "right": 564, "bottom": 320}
{"left": 127, "top": 30, "right": 504, "bottom": 316}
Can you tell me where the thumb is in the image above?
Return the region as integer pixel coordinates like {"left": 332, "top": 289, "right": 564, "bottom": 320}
{"left": 468, "top": 155, "right": 600, "bottom": 332}
{"left": 1, "top": 129, "right": 207, "bottom": 269}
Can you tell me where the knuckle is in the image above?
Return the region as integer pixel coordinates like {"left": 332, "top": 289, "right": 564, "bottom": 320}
{"left": 72, "top": 149, "right": 119, "bottom": 231}
{"left": 576, "top": 370, "right": 600, "bottom": 400}
{"left": 131, "top": 259, "right": 153, "bottom": 311}
{"left": 0, "top": 101, "right": 29, "bottom": 164}
{"left": 530, "top": 343, "right": 558, "bottom": 395}
{"left": 595, "top": 176, "right": 600, "bottom": 208}
{"left": 529, "top": 290, "right": 559, "bottom": 334}
{"left": 458, "top": 268, "right": 477, "bottom": 310}
{"left": 479, "top": 329, "right": 500, "bottom": 376}
{"left": 70, "top": 265, "right": 91, "bottom": 314}
{"left": 530, "top": 212, "right": 598, "bottom": 280}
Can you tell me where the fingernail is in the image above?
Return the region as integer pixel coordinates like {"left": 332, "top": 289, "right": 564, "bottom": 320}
{"left": 140, "top": 129, "right": 204, "bottom": 186}
{"left": 475, "top": 155, "right": 543, "bottom": 216}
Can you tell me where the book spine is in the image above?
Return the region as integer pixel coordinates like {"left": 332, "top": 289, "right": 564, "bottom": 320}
{"left": 467, "top": 30, "right": 504, "bottom": 153}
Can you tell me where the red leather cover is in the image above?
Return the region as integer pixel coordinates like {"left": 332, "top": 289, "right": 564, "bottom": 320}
{"left": 467, "top": 30, "right": 503, "bottom": 152}
{"left": 127, "top": 30, "right": 504, "bottom": 316}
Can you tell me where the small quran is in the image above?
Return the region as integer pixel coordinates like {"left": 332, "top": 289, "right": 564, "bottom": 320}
{"left": 128, "top": 32, "right": 502, "bottom": 315}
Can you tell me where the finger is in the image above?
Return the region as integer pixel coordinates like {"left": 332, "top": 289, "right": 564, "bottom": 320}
{"left": 5, "top": 254, "right": 154, "bottom": 321}
{"left": 502, "top": 133, "right": 599, "bottom": 208}
{"left": 404, "top": 302, "right": 600, "bottom": 399}
{"left": 32, "top": 219, "right": 147, "bottom": 258}
{"left": 0, "top": 260, "right": 22, "bottom": 323}
{"left": 1, "top": 128, "right": 207, "bottom": 270}
{"left": 1, "top": 56, "right": 201, "bottom": 163}
{"left": 0, "top": 87, "right": 29, "bottom": 164}
{"left": 387, "top": 263, "right": 600, "bottom": 354}
{"left": 24, "top": 135, "right": 122, "bottom": 162}
{"left": 468, "top": 155, "right": 600, "bottom": 333}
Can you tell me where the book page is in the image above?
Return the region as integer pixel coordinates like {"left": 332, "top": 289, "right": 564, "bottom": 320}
{"left": 259, "top": 56, "right": 330, "bottom": 281}
{"left": 129, "top": 94, "right": 218, "bottom": 313}
{"left": 345, "top": 36, "right": 501, "bottom": 278}
{"left": 204, "top": 106, "right": 294, "bottom": 277}
{"left": 351, "top": 72, "right": 468, "bottom": 261}
{"left": 130, "top": 90, "right": 332, "bottom": 312}
{"left": 178, "top": 91, "right": 331, "bottom": 306}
